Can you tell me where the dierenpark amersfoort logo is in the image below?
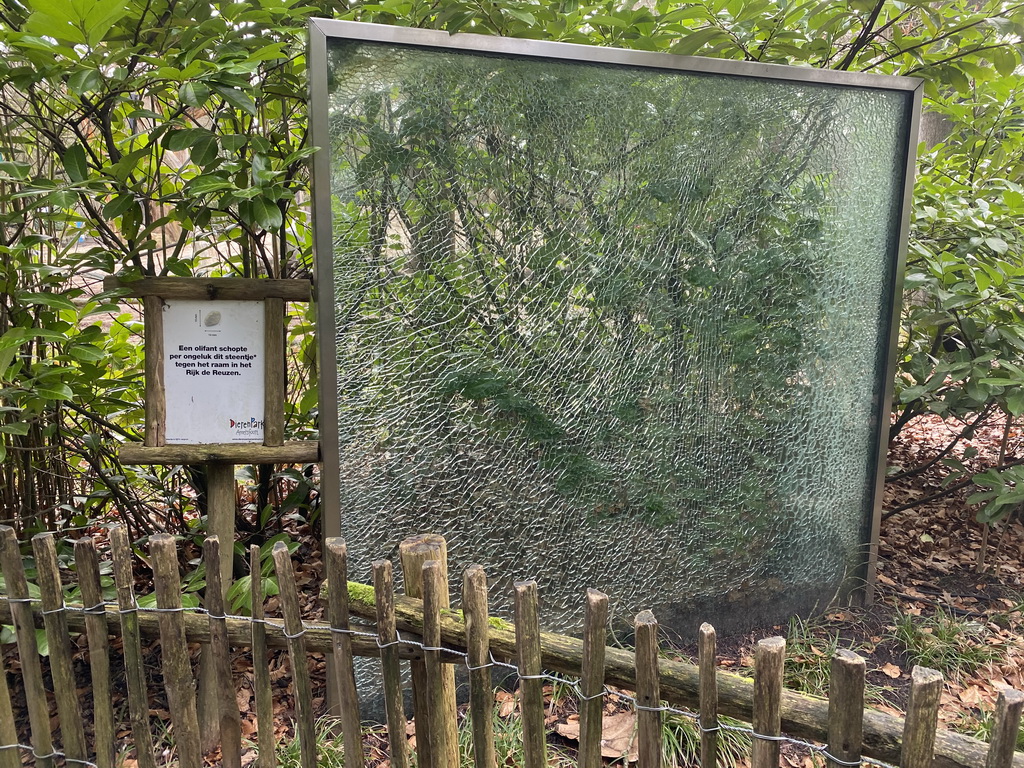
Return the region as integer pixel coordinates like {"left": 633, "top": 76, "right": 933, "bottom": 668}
{"left": 229, "top": 417, "right": 264, "bottom": 436}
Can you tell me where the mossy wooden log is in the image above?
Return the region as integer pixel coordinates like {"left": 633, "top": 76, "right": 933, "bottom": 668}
{"left": 104, "top": 276, "right": 312, "bottom": 301}
{"left": 119, "top": 441, "right": 319, "bottom": 465}
{"left": 0, "top": 596, "right": 445, "bottom": 660}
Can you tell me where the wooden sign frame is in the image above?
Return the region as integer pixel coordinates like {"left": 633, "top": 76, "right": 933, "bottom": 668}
{"left": 106, "top": 277, "right": 319, "bottom": 465}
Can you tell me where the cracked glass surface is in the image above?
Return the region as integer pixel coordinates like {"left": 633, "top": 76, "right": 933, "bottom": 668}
{"left": 324, "top": 40, "right": 913, "bottom": 632}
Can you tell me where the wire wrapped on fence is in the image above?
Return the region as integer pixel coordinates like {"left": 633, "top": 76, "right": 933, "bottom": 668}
{"left": 0, "top": 595, "right": 902, "bottom": 768}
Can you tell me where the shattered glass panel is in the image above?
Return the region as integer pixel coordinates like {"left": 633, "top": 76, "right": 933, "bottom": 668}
{"left": 325, "top": 40, "right": 913, "bottom": 633}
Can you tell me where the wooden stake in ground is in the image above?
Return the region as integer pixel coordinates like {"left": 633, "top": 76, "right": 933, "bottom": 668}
{"left": 902, "top": 666, "right": 943, "bottom": 768}
{"left": 373, "top": 559, "right": 409, "bottom": 768}
{"left": 199, "top": 462, "right": 237, "bottom": 752}
{"left": 109, "top": 525, "right": 157, "bottom": 768}
{"left": 698, "top": 622, "right": 719, "bottom": 768}
{"left": 326, "top": 538, "right": 363, "bottom": 768}
{"left": 579, "top": 589, "right": 609, "bottom": 768}
{"left": 249, "top": 545, "right": 277, "bottom": 768}
{"left": 151, "top": 534, "right": 203, "bottom": 768}
{"left": 32, "top": 533, "right": 88, "bottom": 762}
{"left": 515, "top": 580, "right": 546, "bottom": 768}
{"left": 827, "top": 650, "right": 865, "bottom": 768}
{"left": 423, "top": 560, "right": 457, "bottom": 768}
{"left": 462, "top": 565, "right": 496, "bottom": 768}
{"left": 634, "top": 610, "right": 662, "bottom": 768}
{"left": 272, "top": 541, "right": 317, "bottom": 768}
{"left": 398, "top": 534, "right": 457, "bottom": 768}
{"left": 75, "top": 538, "right": 116, "bottom": 768}
{"left": 0, "top": 526, "right": 54, "bottom": 768}
{"left": 751, "top": 636, "right": 785, "bottom": 768}
{"left": 205, "top": 536, "right": 242, "bottom": 768}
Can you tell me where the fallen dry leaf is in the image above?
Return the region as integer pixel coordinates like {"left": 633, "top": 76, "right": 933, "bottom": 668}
{"left": 554, "top": 711, "right": 639, "bottom": 762}
{"left": 880, "top": 663, "right": 902, "bottom": 679}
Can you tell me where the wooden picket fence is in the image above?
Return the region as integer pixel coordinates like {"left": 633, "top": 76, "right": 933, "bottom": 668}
{"left": 0, "top": 524, "right": 1023, "bottom": 768}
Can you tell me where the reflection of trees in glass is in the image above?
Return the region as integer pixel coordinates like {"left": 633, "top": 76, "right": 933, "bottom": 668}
{"left": 328, "top": 44, "right": 855, "bottom": 589}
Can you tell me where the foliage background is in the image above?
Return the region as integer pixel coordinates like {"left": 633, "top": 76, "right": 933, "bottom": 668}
{"left": 0, "top": 0, "right": 1023, "bottom": 550}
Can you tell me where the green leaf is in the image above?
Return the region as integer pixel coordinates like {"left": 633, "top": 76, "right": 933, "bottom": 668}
{"left": 165, "top": 129, "right": 205, "bottom": 152}
{"left": 19, "top": 292, "right": 77, "bottom": 311}
{"left": 190, "top": 133, "right": 219, "bottom": 167}
{"left": 0, "top": 422, "right": 30, "bottom": 436}
{"left": 34, "top": 383, "right": 74, "bottom": 401}
{"left": 103, "top": 194, "right": 136, "bottom": 220}
{"left": 992, "top": 48, "right": 1017, "bottom": 77}
{"left": 63, "top": 144, "right": 88, "bottom": 184}
{"left": 68, "top": 68, "right": 103, "bottom": 95}
{"left": 985, "top": 237, "right": 1008, "bottom": 254}
{"left": 179, "top": 81, "right": 211, "bottom": 108}
{"left": 241, "top": 197, "right": 283, "bottom": 231}
{"left": 1005, "top": 390, "right": 1024, "bottom": 417}
{"left": 213, "top": 85, "right": 257, "bottom": 115}
{"left": 670, "top": 27, "right": 729, "bottom": 56}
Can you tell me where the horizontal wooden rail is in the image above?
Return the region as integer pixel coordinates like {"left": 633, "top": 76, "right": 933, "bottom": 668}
{"left": 103, "top": 277, "right": 312, "bottom": 301}
{"left": 0, "top": 598, "right": 455, "bottom": 663}
{"left": 118, "top": 441, "right": 320, "bottom": 465}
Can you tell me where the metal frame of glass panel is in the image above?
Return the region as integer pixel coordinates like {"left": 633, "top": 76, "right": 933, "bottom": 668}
{"left": 309, "top": 18, "right": 923, "bottom": 605}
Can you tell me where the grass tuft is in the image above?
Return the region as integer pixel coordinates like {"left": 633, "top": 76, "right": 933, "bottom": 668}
{"left": 890, "top": 608, "right": 1002, "bottom": 679}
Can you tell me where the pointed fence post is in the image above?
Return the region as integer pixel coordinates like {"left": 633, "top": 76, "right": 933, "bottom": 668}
{"left": 827, "top": 650, "right": 865, "bottom": 768}
{"left": 75, "top": 538, "right": 116, "bottom": 768}
{"left": 0, "top": 526, "right": 53, "bottom": 768}
{"left": 698, "top": 623, "right": 719, "bottom": 768}
{"left": 634, "top": 610, "right": 662, "bottom": 768}
{"left": 326, "top": 538, "right": 364, "bottom": 768}
{"left": 751, "top": 636, "right": 785, "bottom": 768}
{"left": 514, "top": 580, "right": 546, "bottom": 768}
{"left": 462, "top": 565, "right": 497, "bottom": 768}
{"left": 579, "top": 589, "right": 609, "bottom": 768}
{"left": 901, "top": 666, "right": 943, "bottom": 768}
{"left": 150, "top": 534, "right": 203, "bottom": 768}
{"left": 272, "top": 541, "right": 317, "bottom": 768}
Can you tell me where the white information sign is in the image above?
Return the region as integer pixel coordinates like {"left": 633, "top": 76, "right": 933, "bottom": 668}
{"left": 163, "top": 299, "right": 265, "bottom": 444}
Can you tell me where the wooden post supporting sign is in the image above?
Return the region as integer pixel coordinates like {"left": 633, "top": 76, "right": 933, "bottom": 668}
{"left": 108, "top": 277, "right": 318, "bottom": 757}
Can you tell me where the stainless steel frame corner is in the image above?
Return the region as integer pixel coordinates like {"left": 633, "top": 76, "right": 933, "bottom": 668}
{"left": 308, "top": 17, "right": 924, "bottom": 601}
